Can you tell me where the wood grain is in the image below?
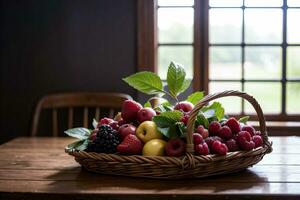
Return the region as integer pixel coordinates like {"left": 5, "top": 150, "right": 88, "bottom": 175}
{"left": 0, "top": 137, "right": 299, "bottom": 200}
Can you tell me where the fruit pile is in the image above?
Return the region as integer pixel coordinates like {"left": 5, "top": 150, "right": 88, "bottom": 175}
{"left": 83, "top": 100, "right": 263, "bottom": 157}
{"left": 65, "top": 62, "right": 264, "bottom": 157}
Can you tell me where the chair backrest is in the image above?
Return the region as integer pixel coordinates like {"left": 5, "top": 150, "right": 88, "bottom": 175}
{"left": 31, "top": 92, "right": 132, "bottom": 137}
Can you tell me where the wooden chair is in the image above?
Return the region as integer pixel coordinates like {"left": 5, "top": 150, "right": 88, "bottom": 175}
{"left": 31, "top": 92, "right": 132, "bottom": 137}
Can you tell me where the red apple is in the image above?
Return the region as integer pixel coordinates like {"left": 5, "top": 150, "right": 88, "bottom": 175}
{"left": 137, "top": 107, "right": 156, "bottom": 123}
{"left": 174, "top": 101, "right": 194, "bottom": 112}
{"left": 118, "top": 124, "right": 136, "bottom": 140}
{"left": 121, "top": 100, "right": 143, "bottom": 122}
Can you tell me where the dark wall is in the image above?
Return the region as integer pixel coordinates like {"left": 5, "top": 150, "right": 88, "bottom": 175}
{"left": 0, "top": 0, "right": 137, "bottom": 143}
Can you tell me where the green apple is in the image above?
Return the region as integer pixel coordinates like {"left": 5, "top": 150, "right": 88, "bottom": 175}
{"left": 142, "top": 139, "right": 167, "bottom": 156}
{"left": 136, "top": 121, "right": 163, "bottom": 143}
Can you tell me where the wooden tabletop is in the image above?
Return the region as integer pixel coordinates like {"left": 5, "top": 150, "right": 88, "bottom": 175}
{"left": 0, "top": 137, "right": 299, "bottom": 200}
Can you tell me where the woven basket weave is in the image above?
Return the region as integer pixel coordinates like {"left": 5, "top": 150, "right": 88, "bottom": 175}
{"left": 66, "top": 90, "right": 273, "bottom": 179}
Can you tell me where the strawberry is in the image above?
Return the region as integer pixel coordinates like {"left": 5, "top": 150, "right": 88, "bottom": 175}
{"left": 121, "top": 100, "right": 143, "bottom": 122}
{"left": 97, "top": 117, "right": 114, "bottom": 127}
{"left": 117, "top": 134, "right": 143, "bottom": 155}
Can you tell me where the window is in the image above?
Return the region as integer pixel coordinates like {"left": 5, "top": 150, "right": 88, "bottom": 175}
{"left": 138, "top": 0, "right": 300, "bottom": 123}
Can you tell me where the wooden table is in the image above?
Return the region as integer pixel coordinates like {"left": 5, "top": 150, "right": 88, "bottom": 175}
{"left": 0, "top": 137, "right": 299, "bottom": 200}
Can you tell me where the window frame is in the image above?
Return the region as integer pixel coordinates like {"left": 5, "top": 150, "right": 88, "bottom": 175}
{"left": 137, "top": 0, "right": 300, "bottom": 125}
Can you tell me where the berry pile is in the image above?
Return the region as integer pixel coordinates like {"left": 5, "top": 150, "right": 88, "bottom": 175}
{"left": 194, "top": 117, "right": 263, "bottom": 156}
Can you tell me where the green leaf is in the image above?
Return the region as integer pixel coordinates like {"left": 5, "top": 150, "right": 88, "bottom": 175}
{"left": 92, "top": 119, "right": 98, "bottom": 129}
{"left": 64, "top": 128, "right": 91, "bottom": 140}
{"left": 158, "top": 124, "right": 185, "bottom": 139}
{"left": 186, "top": 91, "right": 204, "bottom": 105}
{"left": 167, "top": 125, "right": 179, "bottom": 139}
{"left": 161, "top": 101, "right": 172, "bottom": 107}
{"left": 195, "top": 113, "right": 209, "bottom": 128}
{"left": 157, "top": 127, "right": 170, "bottom": 138}
{"left": 144, "top": 101, "right": 152, "bottom": 108}
{"left": 153, "top": 111, "right": 184, "bottom": 138}
{"left": 67, "top": 139, "right": 89, "bottom": 151}
{"left": 154, "top": 104, "right": 173, "bottom": 113}
{"left": 239, "top": 116, "right": 250, "bottom": 124}
{"left": 123, "top": 71, "right": 164, "bottom": 95}
{"left": 201, "top": 102, "right": 225, "bottom": 121}
{"left": 159, "top": 110, "right": 183, "bottom": 122}
{"left": 179, "top": 79, "right": 191, "bottom": 94}
{"left": 153, "top": 114, "right": 176, "bottom": 128}
{"left": 176, "top": 122, "right": 187, "bottom": 138}
{"left": 166, "top": 62, "right": 186, "bottom": 97}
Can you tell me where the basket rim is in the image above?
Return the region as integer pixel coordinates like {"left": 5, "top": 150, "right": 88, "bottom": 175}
{"left": 65, "top": 143, "right": 272, "bottom": 169}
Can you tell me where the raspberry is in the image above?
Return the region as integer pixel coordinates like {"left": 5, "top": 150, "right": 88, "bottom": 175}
{"left": 89, "top": 129, "right": 98, "bottom": 142}
{"left": 241, "top": 125, "right": 255, "bottom": 136}
{"left": 195, "top": 142, "right": 209, "bottom": 155}
{"left": 225, "top": 117, "right": 240, "bottom": 134}
{"left": 255, "top": 131, "right": 262, "bottom": 136}
{"left": 218, "top": 126, "right": 233, "bottom": 139}
{"left": 87, "top": 125, "right": 120, "bottom": 153}
{"left": 211, "top": 141, "right": 228, "bottom": 155}
{"left": 205, "top": 136, "right": 223, "bottom": 149}
{"left": 226, "top": 139, "right": 239, "bottom": 152}
{"left": 193, "top": 133, "right": 204, "bottom": 145}
{"left": 196, "top": 125, "right": 209, "bottom": 139}
{"left": 237, "top": 131, "right": 255, "bottom": 151}
{"left": 196, "top": 125, "right": 205, "bottom": 134}
{"left": 101, "top": 117, "right": 114, "bottom": 124}
{"left": 181, "top": 115, "right": 189, "bottom": 126}
{"left": 252, "top": 135, "right": 263, "bottom": 148}
{"left": 109, "top": 121, "right": 119, "bottom": 130}
{"left": 165, "top": 138, "right": 186, "bottom": 157}
{"left": 208, "top": 121, "right": 221, "bottom": 135}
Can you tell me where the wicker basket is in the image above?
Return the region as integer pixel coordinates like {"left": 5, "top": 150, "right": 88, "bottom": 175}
{"left": 65, "top": 90, "right": 273, "bottom": 179}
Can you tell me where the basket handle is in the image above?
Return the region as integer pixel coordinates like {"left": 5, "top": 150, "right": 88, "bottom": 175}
{"left": 185, "top": 90, "right": 272, "bottom": 154}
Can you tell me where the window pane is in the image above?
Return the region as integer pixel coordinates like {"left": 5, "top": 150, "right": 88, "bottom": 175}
{"left": 209, "top": 47, "right": 241, "bottom": 80}
{"left": 245, "top": 0, "right": 282, "bottom": 7}
{"left": 244, "top": 9, "right": 282, "bottom": 43}
{"left": 287, "top": 47, "right": 300, "bottom": 79}
{"left": 209, "top": 0, "right": 242, "bottom": 7}
{"left": 158, "top": 46, "right": 193, "bottom": 79}
{"left": 287, "top": 82, "right": 300, "bottom": 114}
{"left": 158, "top": 0, "right": 194, "bottom": 6}
{"left": 158, "top": 8, "right": 194, "bottom": 43}
{"left": 287, "top": 9, "right": 300, "bottom": 44}
{"left": 288, "top": 0, "right": 300, "bottom": 7}
{"left": 209, "top": 9, "right": 242, "bottom": 43}
{"left": 209, "top": 82, "right": 242, "bottom": 114}
{"left": 245, "top": 47, "right": 282, "bottom": 79}
{"left": 244, "top": 83, "right": 281, "bottom": 114}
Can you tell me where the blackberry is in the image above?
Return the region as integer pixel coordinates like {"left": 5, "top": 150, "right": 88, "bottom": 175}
{"left": 87, "top": 125, "right": 120, "bottom": 153}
